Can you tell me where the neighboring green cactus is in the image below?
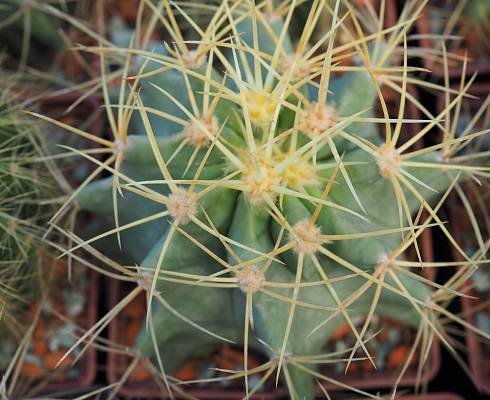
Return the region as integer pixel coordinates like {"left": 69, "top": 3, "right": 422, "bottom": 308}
{"left": 36, "top": 0, "right": 490, "bottom": 398}
{"left": 0, "top": 75, "right": 57, "bottom": 354}
{"left": 0, "top": 62, "right": 101, "bottom": 397}
{"left": 463, "top": 0, "right": 490, "bottom": 23}
{"left": 0, "top": 0, "right": 67, "bottom": 69}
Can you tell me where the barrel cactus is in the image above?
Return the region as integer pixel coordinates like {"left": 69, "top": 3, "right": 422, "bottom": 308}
{"left": 35, "top": 0, "right": 489, "bottom": 398}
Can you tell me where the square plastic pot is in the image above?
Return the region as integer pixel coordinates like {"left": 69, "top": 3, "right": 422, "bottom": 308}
{"left": 449, "top": 198, "right": 490, "bottom": 395}
{"left": 343, "top": 392, "right": 464, "bottom": 400}
{"left": 1, "top": 264, "right": 99, "bottom": 398}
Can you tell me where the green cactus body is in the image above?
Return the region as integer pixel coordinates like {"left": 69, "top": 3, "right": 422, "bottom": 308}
{"left": 464, "top": 0, "right": 490, "bottom": 22}
{"left": 0, "top": 0, "right": 66, "bottom": 68}
{"left": 0, "top": 79, "right": 67, "bottom": 353}
{"left": 75, "top": 1, "right": 468, "bottom": 398}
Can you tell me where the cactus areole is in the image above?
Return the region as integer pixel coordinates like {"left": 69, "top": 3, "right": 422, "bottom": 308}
{"left": 76, "top": 2, "right": 464, "bottom": 398}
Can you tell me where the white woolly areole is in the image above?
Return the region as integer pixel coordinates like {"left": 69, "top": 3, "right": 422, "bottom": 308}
{"left": 300, "top": 102, "right": 336, "bottom": 139}
{"left": 376, "top": 254, "right": 396, "bottom": 272}
{"left": 183, "top": 115, "right": 219, "bottom": 147}
{"left": 182, "top": 50, "right": 206, "bottom": 69}
{"left": 167, "top": 188, "right": 196, "bottom": 224}
{"left": 237, "top": 266, "right": 266, "bottom": 293}
{"left": 278, "top": 54, "right": 312, "bottom": 82}
{"left": 376, "top": 144, "right": 401, "bottom": 178}
{"left": 288, "top": 219, "right": 323, "bottom": 254}
{"left": 112, "top": 138, "right": 130, "bottom": 155}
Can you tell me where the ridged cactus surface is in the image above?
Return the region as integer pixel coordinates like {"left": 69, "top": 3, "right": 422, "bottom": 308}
{"left": 69, "top": 1, "right": 480, "bottom": 398}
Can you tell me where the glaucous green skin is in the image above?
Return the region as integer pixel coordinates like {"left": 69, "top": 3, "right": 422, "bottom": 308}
{"left": 77, "top": 5, "right": 458, "bottom": 399}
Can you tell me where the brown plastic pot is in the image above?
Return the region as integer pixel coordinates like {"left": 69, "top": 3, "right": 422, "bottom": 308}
{"left": 447, "top": 196, "right": 490, "bottom": 395}
{"left": 461, "top": 275, "right": 490, "bottom": 395}
{"left": 41, "top": 265, "right": 99, "bottom": 394}
{"left": 344, "top": 392, "right": 464, "bottom": 400}
{"left": 448, "top": 193, "right": 490, "bottom": 394}
{"left": 417, "top": 1, "right": 490, "bottom": 80}
{"left": 435, "top": 82, "right": 490, "bottom": 395}
{"left": 3, "top": 262, "right": 99, "bottom": 398}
